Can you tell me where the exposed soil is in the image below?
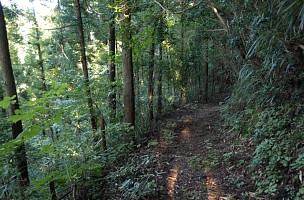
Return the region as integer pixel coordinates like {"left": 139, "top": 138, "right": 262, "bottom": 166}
{"left": 150, "top": 103, "right": 255, "bottom": 200}
{"left": 99, "top": 103, "right": 255, "bottom": 200}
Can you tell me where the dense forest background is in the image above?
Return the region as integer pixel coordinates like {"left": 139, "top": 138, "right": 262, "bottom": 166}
{"left": 0, "top": 0, "right": 303, "bottom": 199}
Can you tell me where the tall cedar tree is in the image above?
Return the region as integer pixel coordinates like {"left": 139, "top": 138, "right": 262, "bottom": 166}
{"left": 122, "top": 0, "right": 135, "bottom": 127}
{"left": 108, "top": 0, "right": 116, "bottom": 120}
{"left": 157, "top": 7, "right": 165, "bottom": 116}
{"left": 204, "top": 41, "right": 209, "bottom": 102}
{"left": 148, "top": 34, "right": 155, "bottom": 121}
{"left": 0, "top": 1, "right": 30, "bottom": 198}
{"left": 75, "top": 0, "right": 97, "bottom": 130}
{"left": 157, "top": 36, "right": 163, "bottom": 116}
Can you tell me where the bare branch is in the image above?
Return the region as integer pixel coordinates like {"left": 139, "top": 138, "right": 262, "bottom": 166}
{"left": 153, "top": 0, "right": 202, "bottom": 14}
{"left": 153, "top": 0, "right": 228, "bottom": 32}
{"left": 173, "top": 2, "right": 202, "bottom": 14}
{"left": 204, "top": 28, "right": 227, "bottom": 32}
{"left": 153, "top": 0, "right": 167, "bottom": 13}
{"left": 206, "top": 0, "right": 228, "bottom": 32}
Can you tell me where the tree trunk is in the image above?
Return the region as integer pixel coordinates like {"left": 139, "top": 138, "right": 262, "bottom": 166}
{"left": 49, "top": 127, "right": 57, "bottom": 200}
{"left": 108, "top": 0, "right": 116, "bottom": 121}
{"left": 179, "top": 1, "right": 186, "bottom": 103}
{"left": 100, "top": 115, "right": 107, "bottom": 151}
{"left": 204, "top": 41, "right": 209, "bottom": 103}
{"left": 75, "top": 0, "right": 97, "bottom": 131}
{"left": 31, "top": 3, "right": 47, "bottom": 91}
{"left": 211, "top": 69, "right": 215, "bottom": 99}
{"left": 49, "top": 177, "right": 57, "bottom": 200}
{"left": 122, "top": 0, "right": 135, "bottom": 127}
{"left": 148, "top": 38, "right": 155, "bottom": 121}
{"left": 157, "top": 43, "right": 163, "bottom": 116}
{"left": 0, "top": 2, "right": 30, "bottom": 198}
{"left": 135, "top": 57, "right": 140, "bottom": 112}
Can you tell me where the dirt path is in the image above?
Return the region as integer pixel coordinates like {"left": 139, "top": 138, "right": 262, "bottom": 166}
{"left": 100, "top": 103, "right": 253, "bottom": 199}
{"left": 154, "top": 104, "right": 232, "bottom": 200}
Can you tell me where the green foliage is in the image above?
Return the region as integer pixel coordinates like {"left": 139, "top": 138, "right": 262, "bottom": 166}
{"left": 0, "top": 95, "right": 16, "bottom": 109}
{"left": 221, "top": 0, "right": 304, "bottom": 198}
{"left": 103, "top": 154, "right": 160, "bottom": 199}
{"left": 106, "top": 122, "right": 135, "bottom": 158}
{"left": 161, "top": 129, "right": 174, "bottom": 140}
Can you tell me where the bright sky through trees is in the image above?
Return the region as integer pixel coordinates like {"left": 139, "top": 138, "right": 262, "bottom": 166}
{"left": 1, "top": 0, "right": 56, "bottom": 63}
{"left": 1, "top": 0, "right": 55, "bottom": 16}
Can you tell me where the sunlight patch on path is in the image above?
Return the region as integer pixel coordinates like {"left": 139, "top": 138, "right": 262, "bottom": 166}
{"left": 205, "top": 171, "right": 223, "bottom": 200}
{"left": 167, "top": 165, "right": 179, "bottom": 199}
{"left": 181, "top": 127, "right": 191, "bottom": 139}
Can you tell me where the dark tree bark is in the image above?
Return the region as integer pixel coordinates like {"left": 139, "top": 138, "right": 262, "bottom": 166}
{"left": 179, "top": 0, "right": 186, "bottom": 103}
{"left": 75, "top": 0, "right": 97, "bottom": 131}
{"left": 204, "top": 41, "right": 209, "bottom": 103}
{"left": 211, "top": 69, "right": 215, "bottom": 99}
{"left": 0, "top": 2, "right": 30, "bottom": 198}
{"left": 108, "top": 0, "right": 116, "bottom": 121}
{"left": 148, "top": 37, "right": 155, "bottom": 121}
{"left": 157, "top": 15, "right": 164, "bottom": 116}
{"left": 49, "top": 177, "right": 57, "bottom": 200}
{"left": 157, "top": 43, "right": 163, "bottom": 116}
{"left": 122, "top": 0, "right": 135, "bottom": 127}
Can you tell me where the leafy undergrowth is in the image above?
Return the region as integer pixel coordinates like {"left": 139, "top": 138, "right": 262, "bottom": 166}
{"left": 69, "top": 103, "right": 302, "bottom": 200}
{"left": 96, "top": 103, "right": 258, "bottom": 200}
{"left": 222, "top": 102, "right": 304, "bottom": 199}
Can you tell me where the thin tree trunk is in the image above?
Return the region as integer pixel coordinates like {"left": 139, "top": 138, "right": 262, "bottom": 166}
{"left": 156, "top": 0, "right": 164, "bottom": 116}
{"left": 108, "top": 0, "right": 116, "bottom": 121}
{"left": 157, "top": 43, "right": 163, "bottom": 116}
{"left": 135, "top": 57, "right": 140, "bottom": 110}
{"left": 37, "top": 42, "right": 47, "bottom": 91}
{"left": 122, "top": 0, "right": 135, "bottom": 128}
{"left": 204, "top": 41, "right": 209, "bottom": 103}
{"left": 211, "top": 69, "right": 215, "bottom": 99}
{"left": 31, "top": 3, "right": 47, "bottom": 91}
{"left": 75, "top": 0, "right": 97, "bottom": 131}
{"left": 136, "top": 57, "right": 142, "bottom": 120}
{"left": 49, "top": 177, "right": 57, "bottom": 200}
{"left": 56, "top": 0, "right": 68, "bottom": 63}
{"left": 148, "top": 37, "right": 155, "bottom": 121}
{"left": 0, "top": 3, "right": 30, "bottom": 198}
{"left": 180, "top": 0, "right": 185, "bottom": 103}
{"left": 198, "top": 62, "right": 203, "bottom": 100}
{"left": 100, "top": 115, "right": 107, "bottom": 151}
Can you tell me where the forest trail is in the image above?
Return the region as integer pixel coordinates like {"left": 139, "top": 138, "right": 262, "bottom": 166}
{"left": 154, "top": 104, "right": 234, "bottom": 200}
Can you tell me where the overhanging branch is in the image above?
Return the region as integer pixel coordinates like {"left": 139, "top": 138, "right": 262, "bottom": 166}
{"left": 153, "top": 0, "right": 228, "bottom": 32}
{"left": 153, "top": 0, "right": 202, "bottom": 14}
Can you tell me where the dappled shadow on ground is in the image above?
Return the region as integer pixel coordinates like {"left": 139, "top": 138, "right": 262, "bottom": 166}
{"left": 84, "top": 103, "right": 254, "bottom": 200}
{"left": 153, "top": 104, "right": 237, "bottom": 200}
